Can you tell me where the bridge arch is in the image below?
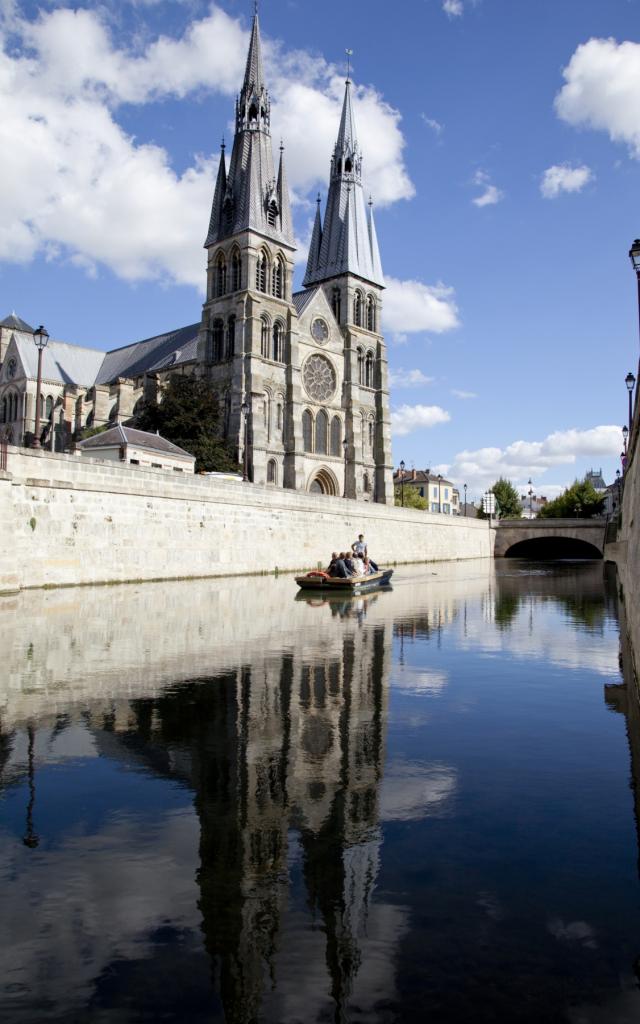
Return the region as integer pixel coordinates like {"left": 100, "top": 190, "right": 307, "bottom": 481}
{"left": 503, "top": 537, "right": 603, "bottom": 560}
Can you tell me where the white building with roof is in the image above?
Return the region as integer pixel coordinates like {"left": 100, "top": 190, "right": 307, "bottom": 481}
{"left": 0, "top": 12, "right": 394, "bottom": 503}
{"left": 78, "top": 426, "right": 195, "bottom": 474}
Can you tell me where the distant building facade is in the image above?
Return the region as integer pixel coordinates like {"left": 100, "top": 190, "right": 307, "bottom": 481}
{"left": 0, "top": 13, "right": 394, "bottom": 503}
{"left": 78, "top": 425, "right": 196, "bottom": 474}
{"left": 393, "top": 468, "right": 460, "bottom": 515}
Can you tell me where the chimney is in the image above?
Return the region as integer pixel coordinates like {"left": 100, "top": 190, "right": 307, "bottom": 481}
{"left": 412, "top": 468, "right": 417, "bottom": 480}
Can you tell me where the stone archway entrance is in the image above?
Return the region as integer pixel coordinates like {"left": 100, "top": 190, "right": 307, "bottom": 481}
{"left": 308, "top": 467, "right": 339, "bottom": 496}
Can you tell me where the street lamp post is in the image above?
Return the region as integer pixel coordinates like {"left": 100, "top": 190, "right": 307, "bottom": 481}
{"left": 623, "top": 424, "right": 629, "bottom": 455}
{"left": 31, "top": 325, "right": 49, "bottom": 449}
{"left": 240, "top": 400, "right": 249, "bottom": 481}
{"left": 528, "top": 478, "right": 533, "bottom": 517}
{"left": 343, "top": 437, "right": 348, "bottom": 498}
{"left": 629, "top": 239, "right": 640, "bottom": 346}
{"left": 399, "top": 459, "right": 405, "bottom": 507}
{"left": 626, "top": 371, "right": 636, "bottom": 436}
{"left": 463, "top": 483, "right": 467, "bottom": 516}
{"left": 616, "top": 468, "right": 621, "bottom": 514}
{"left": 437, "top": 474, "right": 442, "bottom": 513}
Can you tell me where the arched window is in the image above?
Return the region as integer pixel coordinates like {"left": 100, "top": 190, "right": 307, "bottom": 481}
{"left": 263, "top": 393, "right": 270, "bottom": 437}
{"left": 332, "top": 287, "right": 341, "bottom": 323}
{"left": 267, "top": 459, "right": 277, "bottom": 484}
{"left": 357, "top": 347, "right": 365, "bottom": 386}
{"left": 260, "top": 316, "right": 270, "bottom": 358}
{"left": 315, "top": 409, "right": 328, "bottom": 455}
{"left": 45, "top": 395, "right": 53, "bottom": 419}
{"left": 353, "top": 291, "right": 363, "bottom": 326}
{"left": 368, "top": 419, "right": 374, "bottom": 449}
{"left": 256, "top": 251, "right": 268, "bottom": 293}
{"left": 226, "top": 315, "right": 236, "bottom": 359}
{"left": 330, "top": 415, "right": 341, "bottom": 456}
{"left": 231, "top": 251, "right": 241, "bottom": 291}
{"left": 363, "top": 472, "right": 371, "bottom": 494}
{"left": 366, "top": 295, "right": 376, "bottom": 332}
{"left": 302, "top": 410, "right": 313, "bottom": 452}
{"left": 272, "top": 321, "right": 283, "bottom": 362}
{"left": 215, "top": 252, "right": 227, "bottom": 297}
{"left": 277, "top": 402, "right": 283, "bottom": 435}
{"left": 1, "top": 397, "right": 6, "bottom": 423}
{"left": 272, "top": 256, "right": 284, "bottom": 298}
{"left": 211, "top": 319, "right": 224, "bottom": 361}
{"left": 365, "top": 351, "right": 374, "bottom": 388}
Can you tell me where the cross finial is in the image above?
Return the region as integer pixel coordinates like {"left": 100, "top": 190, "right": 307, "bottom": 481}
{"left": 254, "top": 0, "right": 258, "bottom": 16}
{"left": 316, "top": 192, "right": 321, "bottom": 205}
{"left": 345, "top": 48, "right": 353, "bottom": 83}
{"left": 280, "top": 138, "right": 284, "bottom": 153}
{"left": 221, "top": 135, "right": 225, "bottom": 151}
{"left": 368, "top": 194, "right": 373, "bottom": 207}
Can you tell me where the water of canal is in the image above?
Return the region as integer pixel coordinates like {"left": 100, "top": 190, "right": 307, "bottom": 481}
{"left": 1, "top": 559, "right": 639, "bottom": 1023}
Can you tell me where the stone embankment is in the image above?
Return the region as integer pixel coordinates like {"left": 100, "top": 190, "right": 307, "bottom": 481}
{"left": 1, "top": 447, "right": 493, "bottom": 592}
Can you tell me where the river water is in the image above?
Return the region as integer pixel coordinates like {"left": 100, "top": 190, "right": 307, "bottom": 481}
{"left": 1, "top": 560, "right": 639, "bottom": 1023}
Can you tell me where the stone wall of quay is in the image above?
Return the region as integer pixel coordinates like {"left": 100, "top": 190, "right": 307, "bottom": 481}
{"left": 0, "top": 446, "right": 493, "bottom": 592}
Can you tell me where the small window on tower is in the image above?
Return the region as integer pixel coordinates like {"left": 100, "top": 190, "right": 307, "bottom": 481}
{"left": 267, "top": 201, "right": 278, "bottom": 227}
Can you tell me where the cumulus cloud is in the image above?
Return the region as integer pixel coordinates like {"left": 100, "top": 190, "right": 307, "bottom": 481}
{"left": 443, "top": 0, "right": 464, "bottom": 17}
{"left": 0, "top": 4, "right": 416, "bottom": 288}
{"left": 391, "top": 404, "right": 451, "bottom": 437}
{"left": 540, "top": 163, "right": 593, "bottom": 198}
{"left": 555, "top": 38, "right": 640, "bottom": 158}
{"left": 471, "top": 170, "right": 504, "bottom": 207}
{"left": 445, "top": 425, "right": 621, "bottom": 492}
{"left": 389, "top": 368, "right": 434, "bottom": 388}
{"left": 383, "top": 277, "right": 460, "bottom": 335}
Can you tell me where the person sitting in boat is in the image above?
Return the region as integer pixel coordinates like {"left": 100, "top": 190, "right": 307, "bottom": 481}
{"left": 343, "top": 552, "right": 358, "bottom": 576}
{"left": 363, "top": 555, "right": 375, "bottom": 575}
{"left": 328, "top": 552, "right": 352, "bottom": 578}
{"left": 351, "top": 534, "right": 379, "bottom": 571}
{"left": 351, "top": 552, "right": 366, "bottom": 576}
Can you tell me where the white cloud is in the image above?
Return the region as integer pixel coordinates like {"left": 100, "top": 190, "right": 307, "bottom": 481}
{"left": 540, "top": 163, "right": 593, "bottom": 198}
{"left": 391, "top": 404, "right": 451, "bottom": 437}
{"left": 443, "top": 0, "right": 464, "bottom": 17}
{"left": 451, "top": 389, "right": 477, "bottom": 399}
{"left": 383, "top": 277, "right": 460, "bottom": 335}
{"left": 0, "top": 4, "right": 416, "bottom": 287}
{"left": 421, "top": 114, "right": 444, "bottom": 135}
{"left": 445, "top": 425, "right": 621, "bottom": 492}
{"left": 389, "top": 368, "right": 434, "bottom": 388}
{"left": 471, "top": 170, "right": 504, "bottom": 207}
{"left": 555, "top": 38, "right": 640, "bottom": 158}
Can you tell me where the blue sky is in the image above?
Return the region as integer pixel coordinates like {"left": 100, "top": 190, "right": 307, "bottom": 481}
{"left": 1, "top": 0, "right": 639, "bottom": 500}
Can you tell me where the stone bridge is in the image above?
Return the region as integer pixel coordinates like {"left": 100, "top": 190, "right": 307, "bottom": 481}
{"left": 494, "top": 518, "right": 607, "bottom": 559}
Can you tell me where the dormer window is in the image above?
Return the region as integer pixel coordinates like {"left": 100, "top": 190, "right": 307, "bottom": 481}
{"left": 344, "top": 158, "right": 352, "bottom": 173}
{"left": 267, "top": 200, "right": 278, "bottom": 227}
{"left": 249, "top": 103, "right": 258, "bottom": 123}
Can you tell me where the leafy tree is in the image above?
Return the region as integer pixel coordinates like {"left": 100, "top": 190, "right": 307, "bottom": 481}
{"left": 134, "top": 374, "right": 239, "bottom": 474}
{"left": 538, "top": 478, "right": 605, "bottom": 519}
{"left": 476, "top": 478, "right": 522, "bottom": 519}
{"left": 394, "top": 484, "right": 428, "bottom": 510}
{"left": 78, "top": 423, "right": 110, "bottom": 440}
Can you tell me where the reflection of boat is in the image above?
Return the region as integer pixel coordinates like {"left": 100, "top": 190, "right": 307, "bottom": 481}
{"left": 295, "top": 569, "right": 394, "bottom": 592}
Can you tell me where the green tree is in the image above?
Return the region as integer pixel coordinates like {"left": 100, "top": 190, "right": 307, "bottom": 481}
{"left": 476, "top": 478, "right": 522, "bottom": 519}
{"left": 394, "top": 484, "right": 428, "bottom": 510}
{"left": 134, "top": 375, "right": 239, "bottom": 474}
{"left": 538, "top": 478, "right": 605, "bottom": 519}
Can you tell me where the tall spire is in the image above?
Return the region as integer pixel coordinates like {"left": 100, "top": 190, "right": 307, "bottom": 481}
{"left": 306, "top": 194, "right": 323, "bottom": 280}
{"left": 204, "top": 11, "right": 295, "bottom": 250}
{"left": 205, "top": 141, "right": 227, "bottom": 246}
{"left": 303, "top": 80, "right": 383, "bottom": 288}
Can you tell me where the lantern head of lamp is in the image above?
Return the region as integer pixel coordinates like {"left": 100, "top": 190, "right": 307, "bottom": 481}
{"left": 623, "top": 424, "right": 629, "bottom": 443}
{"left": 626, "top": 371, "right": 636, "bottom": 392}
{"left": 33, "top": 325, "right": 49, "bottom": 351}
{"left": 630, "top": 240, "right": 640, "bottom": 274}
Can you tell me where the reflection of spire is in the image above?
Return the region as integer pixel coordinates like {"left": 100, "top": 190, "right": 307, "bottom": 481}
{"left": 23, "top": 723, "right": 39, "bottom": 848}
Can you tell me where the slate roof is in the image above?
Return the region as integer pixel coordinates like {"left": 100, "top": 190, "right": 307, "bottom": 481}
{"left": 79, "top": 425, "right": 194, "bottom": 460}
{"left": 1, "top": 313, "right": 34, "bottom": 333}
{"left": 12, "top": 332, "right": 105, "bottom": 386}
{"left": 96, "top": 324, "right": 200, "bottom": 385}
{"left": 292, "top": 289, "right": 318, "bottom": 316}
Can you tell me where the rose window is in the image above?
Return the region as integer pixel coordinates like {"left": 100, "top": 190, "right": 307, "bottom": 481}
{"left": 302, "top": 354, "right": 337, "bottom": 403}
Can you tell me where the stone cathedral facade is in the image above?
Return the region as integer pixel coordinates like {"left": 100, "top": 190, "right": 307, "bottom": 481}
{"left": 198, "top": 13, "right": 393, "bottom": 502}
{"left": 0, "top": 12, "right": 393, "bottom": 503}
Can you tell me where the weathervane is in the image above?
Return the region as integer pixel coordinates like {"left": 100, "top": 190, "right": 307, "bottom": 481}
{"left": 345, "top": 48, "right": 353, "bottom": 82}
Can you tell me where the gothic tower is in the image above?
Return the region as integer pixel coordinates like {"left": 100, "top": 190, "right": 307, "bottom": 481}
{"left": 304, "top": 78, "right": 394, "bottom": 504}
{"left": 197, "top": 12, "right": 299, "bottom": 487}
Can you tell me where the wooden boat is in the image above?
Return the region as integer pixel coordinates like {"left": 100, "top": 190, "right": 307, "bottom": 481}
{"left": 295, "top": 568, "right": 393, "bottom": 592}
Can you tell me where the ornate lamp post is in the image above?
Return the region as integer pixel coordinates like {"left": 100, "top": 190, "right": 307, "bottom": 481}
{"left": 343, "top": 436, "right": 348, "bottom": 498}
{"left": 626, "top": 371, "right": 636, "bottom": 436}
{"left": 240, "top": 400, "right": 249, "bottom": 481}
{"left": 399, "top": 459, "right": 405, "bottom": 507}
{"left": 623, "top": 424, "right": 629, "bottom": 455}
{"left": 31, "top": 325, "right": 49, "bottom": 449}
{"left": 616, "top": 468, "right": 621, "bottom": 513}
{"left": 437, "top": 473, "right": 442, "bottom": 513}
{"left": 629, "top": 240, "right": 640, "bottom": 346}
{"left": 463, "top": 482, "right": 467, "bottom": 516}
{"left": 528, "top": 478, "right": 533, "bottom": 517}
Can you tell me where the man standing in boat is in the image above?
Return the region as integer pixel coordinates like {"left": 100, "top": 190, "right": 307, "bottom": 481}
{"left": 352, "top": 535, "right": 378, "bottom": 572}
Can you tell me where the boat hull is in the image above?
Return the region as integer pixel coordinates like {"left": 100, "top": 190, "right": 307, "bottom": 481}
{"left": 295, "top": 569, "right": 394, "bottom": 591}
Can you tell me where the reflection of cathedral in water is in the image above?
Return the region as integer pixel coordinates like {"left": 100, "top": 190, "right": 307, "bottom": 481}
{"left": 52, "top": 618, "right": 391, "bottom": 1022}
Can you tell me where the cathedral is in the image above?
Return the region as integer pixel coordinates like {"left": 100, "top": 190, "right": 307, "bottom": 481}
{"left": 0, "top": 11, "right": 393, "bottom": 503}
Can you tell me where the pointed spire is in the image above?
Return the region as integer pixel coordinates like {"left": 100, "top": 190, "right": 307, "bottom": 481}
{"left": 335, "top": 80, "right": 358, "bottom": 158}
{"left": 243, "top": 11, "right": 266, "bottom": 100}
{"left": 277, "top": 143, "right": 295, "bottom": 245}
{"left": 367, "top": 198, "right": 384, "bottom": 285}
{"left": 204, "top": 142, "right": 228, "bottom": 246}
{"left": 304, "top": 194, "right": 323, "bottom": 283}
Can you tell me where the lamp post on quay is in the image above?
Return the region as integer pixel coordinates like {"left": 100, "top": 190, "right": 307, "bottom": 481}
{"left": 463, "top": 483, "right": 467, "bottom": 516}
{"left": 399, "top": 459, "right": 405, "bottom": 507}
{"left": 616, "top": 468, "right": 621, "bottom": 514}
{"left": 528, "top": 478, "right": 533, "bottom": 517}
{"left": 629, "top": 239, "right": 640, "bottom": 345}
{"left": 31, "top": 325, "right": 49, "bottom": 449}
{"left": 343, "top": 437, "right": 348, "bottom": 498}
{"left": 437, "top": 474, "right": 443, "bottom": 513}
{"left": 626, "top": 371, "right": 636, "bottom": 436}
{"left": 623, "top": 424, "right": 629, "bottom": 455}
{"left": 240, "top": 400, "right": 249, "bottom": 481}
